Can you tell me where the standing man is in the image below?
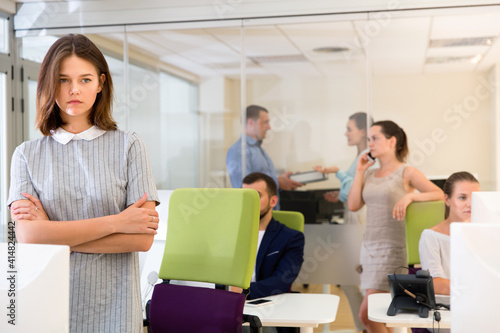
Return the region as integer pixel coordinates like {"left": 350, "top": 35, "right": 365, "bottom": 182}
{"left": 226, "top": 105, "right": 303, "bottom": 201}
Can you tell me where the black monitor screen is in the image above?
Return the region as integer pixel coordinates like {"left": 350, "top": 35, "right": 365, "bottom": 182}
{"left": 279, "top": 189, "right": 344, "bottom": 224}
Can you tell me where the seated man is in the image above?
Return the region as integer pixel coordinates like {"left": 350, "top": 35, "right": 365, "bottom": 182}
{"left": 242, "top": 172, "right": 305, "bottom": 300}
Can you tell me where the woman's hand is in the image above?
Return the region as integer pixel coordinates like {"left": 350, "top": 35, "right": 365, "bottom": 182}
{"left": 323, "top": 190, "right": 340, "bottom": 203}
{"left": 116, "top": 193, "right": 159, "bottom": 235}
{"left": 10, "top": 193, "right": 49, "bottom": 221}
{"left": 392, "top": 193, "right": 414, "bottom": 221}
{"left": 356, "top": 152, "right": 376, "bottom": 173}
{"left": 313, "top": 165, "right": 339, "bottom": 174}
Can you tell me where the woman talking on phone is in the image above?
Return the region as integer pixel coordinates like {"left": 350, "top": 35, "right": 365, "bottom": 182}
{"left": 348, "top": 120, "right": 443, "bottom": 333}
{"left": 7, "top": 34, "right": 159, "bottom": 332}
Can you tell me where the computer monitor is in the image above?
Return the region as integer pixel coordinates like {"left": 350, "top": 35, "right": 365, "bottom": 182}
{"left": 471, "top": 191, "right": 500, "bottom": 224}
{"left": 0, "top": 243, "right": 70, "bottom": 333}
{"left": 451, "top": 223, "right": 500, "bottom": 332}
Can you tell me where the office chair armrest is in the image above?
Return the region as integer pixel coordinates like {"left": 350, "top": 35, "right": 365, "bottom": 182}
{"left": 242, "top": 314, "right": 263, "bottom": 333}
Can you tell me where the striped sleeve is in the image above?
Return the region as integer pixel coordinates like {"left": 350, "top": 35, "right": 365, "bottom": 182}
{"left": 125, "top": 132, "right": 159, "bottom": 207}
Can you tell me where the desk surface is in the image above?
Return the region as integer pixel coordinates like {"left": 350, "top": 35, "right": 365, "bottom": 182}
{"left": 368, "top": 293, "right": 450, "bottom": 329}
{"left": 243, "top": 293, "right": 339, "bottom": 328}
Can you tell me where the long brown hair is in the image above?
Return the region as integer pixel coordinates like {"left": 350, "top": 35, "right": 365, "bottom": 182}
{"left": 372, "top": 120, "right": 408, "bottom": 162}
{"left": 443, "top": 171, "right": 479, "bottom": 218}
{"left": 36, "top": 34, "right": 117, "bottom": 135}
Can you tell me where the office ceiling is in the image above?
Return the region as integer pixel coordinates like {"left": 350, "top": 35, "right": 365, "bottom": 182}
{"left": 108, "top": 10, "right": 500, "bottom": 79}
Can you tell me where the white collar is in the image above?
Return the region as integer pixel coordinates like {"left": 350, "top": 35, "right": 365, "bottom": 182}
{"left": 50, "top": 126, "right": 107, "bottom": 145}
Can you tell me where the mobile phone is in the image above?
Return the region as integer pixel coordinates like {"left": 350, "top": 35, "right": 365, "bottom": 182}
{"left": 245, "top": 299, "right": 275, "bottom": 307}
{"left": 367, "top": 152, "right": 375, "bottom": 163}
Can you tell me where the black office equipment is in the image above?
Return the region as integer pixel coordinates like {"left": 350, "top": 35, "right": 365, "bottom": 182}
{"left": 387, "top": 272, "right": 436, "bottom": 318}
{"left": 279, "top": 189, "right": 344, "bottom": 224}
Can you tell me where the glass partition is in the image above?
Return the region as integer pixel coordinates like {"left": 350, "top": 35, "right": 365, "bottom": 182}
{"left": 0, "top": 16, "right": 8, "bottom": 54}
{"left": 0, "top": 14, "right": 9, "bottom": 241}
{"left": 0, "top": 70, "right": 6, "bottom": 240}
{"left": 237, "top": 18, "right": 367, "bottom": 223}
{"left": 10, "top": 5, "right": 500, "bottom": 203}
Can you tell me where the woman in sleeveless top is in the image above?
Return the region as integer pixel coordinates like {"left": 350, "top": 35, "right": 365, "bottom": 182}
{"left": 348, "top": 120, "right": 444, "bottom": 333}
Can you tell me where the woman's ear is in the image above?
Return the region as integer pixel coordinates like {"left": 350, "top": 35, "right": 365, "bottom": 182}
{"left": 99, "top": 73, "right": 106, "bottom": 92}
{"left": 389, "top": 136, "right": 397, "bottom": 149}
{"left": 444, "top": 194, "right": 450, "bottom": 208}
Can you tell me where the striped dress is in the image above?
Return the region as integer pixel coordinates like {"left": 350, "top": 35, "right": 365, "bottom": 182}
{"left": 7, "top": 128, "right": 159, "bottom": 333}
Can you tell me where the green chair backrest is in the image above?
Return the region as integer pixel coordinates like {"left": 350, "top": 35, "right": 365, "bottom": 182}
{"left": 158, "top": 188, "right": 260, "bottom": 289}
{"left": 272, "top": 210, "right": 305, "bottom": 232}
{"left": 405, "top": 200, "right": 445, "bottom": 266}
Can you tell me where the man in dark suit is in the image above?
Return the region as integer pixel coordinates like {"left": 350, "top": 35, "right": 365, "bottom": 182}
{"left": 242, "top": 172, "right": 305, "bottom": 300}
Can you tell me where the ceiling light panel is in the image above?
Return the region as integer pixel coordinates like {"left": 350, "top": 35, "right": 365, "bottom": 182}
{"left": 429, "top": 36, "right": 496, "bottom": 48}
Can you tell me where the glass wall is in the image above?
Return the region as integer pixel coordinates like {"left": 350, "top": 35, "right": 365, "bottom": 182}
{"left": 241, "top": 19, "right": 368, "bottom": 198}
{"left": 8, "top": 5, "right": 500, "bottom": 206}
{"left": 0, "top": 14, "right": 10, "bottom": 241}
{"left": 18, "top": 30, "right": 201, "bottom": 191}
{"left": 0, "top": 70, "right": 6, "bottom": 240}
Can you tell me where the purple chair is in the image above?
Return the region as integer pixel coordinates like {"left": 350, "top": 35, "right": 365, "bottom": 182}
{"left": 145, "top": 188, "right": 262, "bottom": 333}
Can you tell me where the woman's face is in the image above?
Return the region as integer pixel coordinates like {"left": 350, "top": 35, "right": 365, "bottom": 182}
{"left": 446, "top": 180, "right": 480, "bottom": 222}
{"left": 345, "top": 119, "right": 366, "bottom": 146}
{"left": 56, "top": 55, "right": 104, "bottom": 123}
{"left": 368, "top": 125, "right": 394, "bottom": 158}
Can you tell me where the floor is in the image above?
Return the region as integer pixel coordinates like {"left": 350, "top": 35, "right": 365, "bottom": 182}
{"left": 292, "top": 283, "right": 362, "bottom": 333}
{"left": 292, "top": 283, "right": 412, "bottom": 333}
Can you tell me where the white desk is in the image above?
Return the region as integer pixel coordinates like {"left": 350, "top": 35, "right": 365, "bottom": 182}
{"left": 368, "top": 293, "right": 450, "bottom": 333}
{"left": 243, "top": 293, "right": 339, "bottom": 333}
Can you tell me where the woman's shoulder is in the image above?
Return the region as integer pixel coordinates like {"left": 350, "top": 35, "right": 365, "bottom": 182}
{"left": 105, "top": 129, "right": 143, "bottom": 141}
{"left": 15, "top": 136, "right": 51, "bottom": 151}
{"left": 422, "top": 227, "right": 449, "bottom": 240}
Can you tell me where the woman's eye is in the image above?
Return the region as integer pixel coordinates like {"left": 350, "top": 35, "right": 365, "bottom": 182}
{"left": 60, "top": 79, "right": 68, "bottom": 83}
{"left": 82, "top": 79, "right": 91, "bottom": 83}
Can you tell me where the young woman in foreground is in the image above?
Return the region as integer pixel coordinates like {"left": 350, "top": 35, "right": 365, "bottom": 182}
{"left": 8, "top": 34, "right": 159, "bottom": 332}
{"left": 348, "top": 120, "right": 444, "bottom": 333}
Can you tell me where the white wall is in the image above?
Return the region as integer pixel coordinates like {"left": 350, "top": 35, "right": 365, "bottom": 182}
{"left": 373, "top": 71, "right": 495, "bottom": 190}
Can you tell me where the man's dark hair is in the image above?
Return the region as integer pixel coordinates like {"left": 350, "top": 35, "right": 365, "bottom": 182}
{"left": 246, "top": 105, "right": 268, "bottom": 121}
{"left": 242, "top": 172, "right": 277, "bottom": 197}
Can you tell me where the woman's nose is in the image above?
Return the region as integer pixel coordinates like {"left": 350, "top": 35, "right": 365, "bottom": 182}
{"left": 69, "top": 83, "right": 79, "bottom": 95}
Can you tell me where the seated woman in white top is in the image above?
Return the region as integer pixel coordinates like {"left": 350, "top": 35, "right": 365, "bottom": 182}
{"left": 419, "top": 171, "right": 480, "bottom": 295}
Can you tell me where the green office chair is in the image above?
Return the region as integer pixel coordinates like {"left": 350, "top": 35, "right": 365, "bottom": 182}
{"left": 405, "top": 200, "right": 445, "bottom": 266}
{"left": 147, "top": 188, "right": 262, "bottom": 333}
{"left": 272, "top": 210, "right": 305, "bottom": 232}
{"left": 272, "top": 209, "right": 305, "bottom": 333}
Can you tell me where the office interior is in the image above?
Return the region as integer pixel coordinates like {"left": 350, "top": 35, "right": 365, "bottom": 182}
{"left": 1, "top": 0, "right": 500, "bottom": 331}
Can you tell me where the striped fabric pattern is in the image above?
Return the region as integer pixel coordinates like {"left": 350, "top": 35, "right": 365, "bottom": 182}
{"left": 8, "top": 129, "right": 159, "bottom": 333}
